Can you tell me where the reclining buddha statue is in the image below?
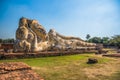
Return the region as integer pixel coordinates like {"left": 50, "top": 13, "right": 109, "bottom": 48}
{"left": 14, "top": 17, "right": 96, "bottom": 52}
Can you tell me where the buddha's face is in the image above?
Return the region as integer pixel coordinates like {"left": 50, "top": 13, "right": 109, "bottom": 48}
{"left": 28, "top": 20, "right": 47, "bottom": 41}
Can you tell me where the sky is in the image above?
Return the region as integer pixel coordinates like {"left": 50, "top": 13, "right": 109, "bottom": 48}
{"left": 0, "top": 0, "right": 120, "bottom": 40}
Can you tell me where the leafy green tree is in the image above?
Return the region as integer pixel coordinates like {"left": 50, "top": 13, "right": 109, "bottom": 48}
{"left": 101, "top": 37, "right": 109, "bottom": 46}
{"left": 1, "top": 38, "right": 15, "bottom": 43}
{"left": 87, "top": 35, "right": 120, "bottom": 48}
{"left": 86, "top": 34, "right": 91, "bottom": 41}
{"left": 0, "top": 39, "right": 2, "bottom": 43}
{"left": 88, "top": 37, "right": 102, "bottom": 43}
{"left": 109, "top": 35, "right": 120, "bottom": 48}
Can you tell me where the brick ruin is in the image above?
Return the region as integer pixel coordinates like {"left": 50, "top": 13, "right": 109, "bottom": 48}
{"left": 0, "top": 62, "right": 43, "bottom": 80}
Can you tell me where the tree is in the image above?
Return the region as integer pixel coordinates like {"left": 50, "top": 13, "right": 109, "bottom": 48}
{"left": 0, "top": 39, "right": 2, "bottom": 43}
{"left": 88, "top": 37, "right": 102, "bottom": 43}
{"left": 0, "top": 38, "right": 15, "bottom": 43}
{"left": 109, "top": 35, "right": 120, "bottom": 48}
{"left": 86, "top": 34, "right": 90, "bottom": 41}
{"left": 101, "top": 37, "right": 109, "bottom": 46}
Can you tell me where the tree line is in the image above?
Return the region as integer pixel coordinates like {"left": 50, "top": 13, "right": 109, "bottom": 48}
{"left": 86, "top": 34, "right": 120, "bottom": 48}
{"left": 0, "top": 38, "right": 15, "bottom": 44}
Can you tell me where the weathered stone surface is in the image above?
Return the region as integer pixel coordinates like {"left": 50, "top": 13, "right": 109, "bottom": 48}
{"left": 117, "top": 49, "right": 120, "bottom": 53}
{"left": 0, "top": 62, "right": 43, "bottom": 80}
{"left": 103, "top": 53, "right": 120, "bottom": 57}
{"left": 87, "top": 58, "right": 98, "bottom": 64}
{"left": 14, "top": 17, "right": 96, "bottom": 52}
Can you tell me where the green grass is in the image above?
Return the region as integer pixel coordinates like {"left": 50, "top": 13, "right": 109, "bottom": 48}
{"left": 0, "top": 53, "right": 120, "bottom": 80}
{"left": 0, "top": 54, "right": 92, "bottom": 66}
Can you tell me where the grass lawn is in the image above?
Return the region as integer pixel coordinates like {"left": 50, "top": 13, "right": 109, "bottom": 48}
{"left": 0, "top": 53, "right": 120, "bottom": 80}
